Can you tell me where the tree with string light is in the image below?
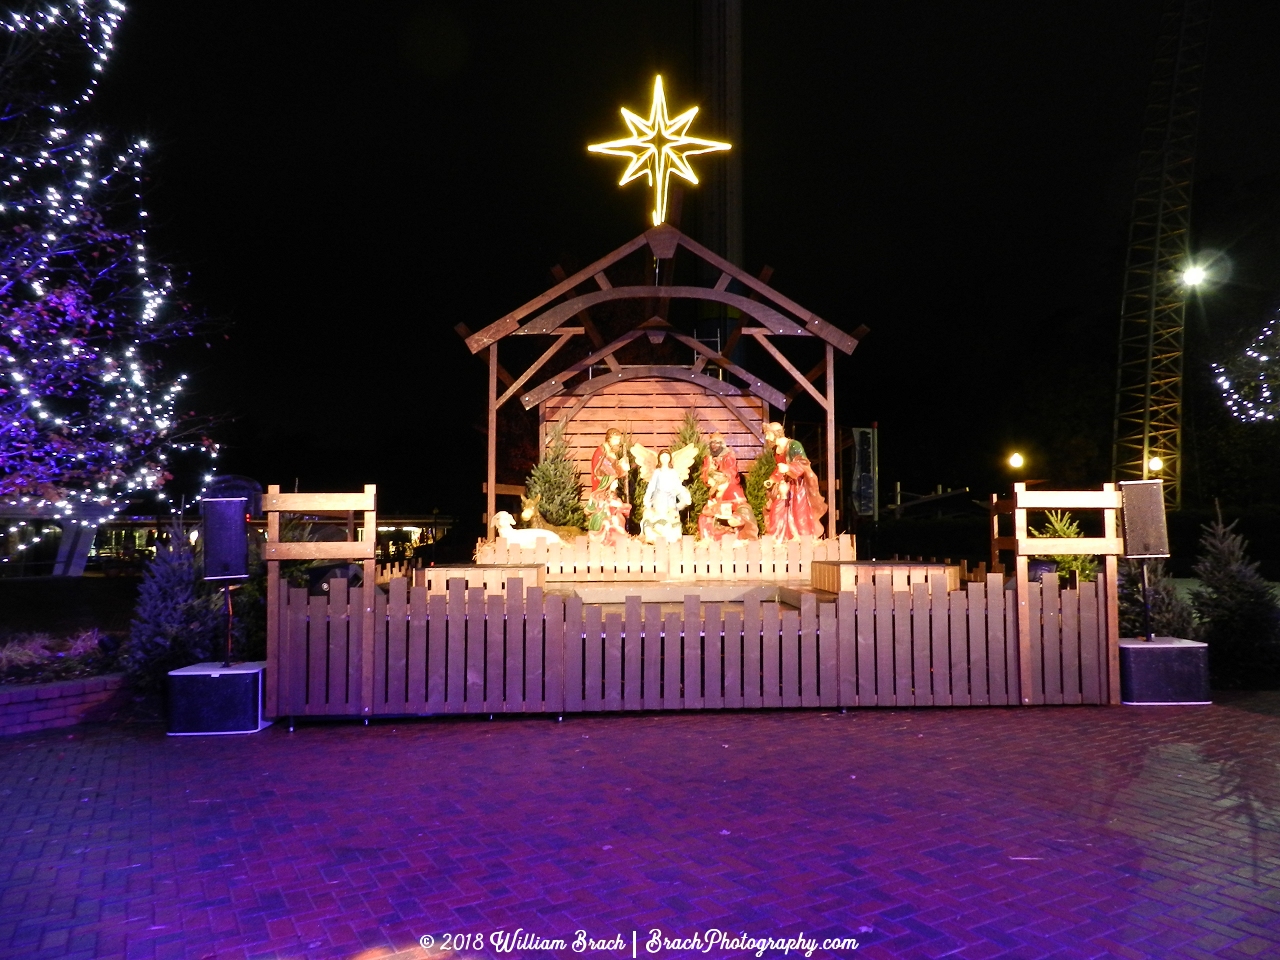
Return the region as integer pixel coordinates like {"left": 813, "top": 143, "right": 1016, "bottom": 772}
{"left": 1, "top": 0, "right": 209, "bottom": 523}
{"left": 1214, "top": 313, "right": 1280, "bottom": 423}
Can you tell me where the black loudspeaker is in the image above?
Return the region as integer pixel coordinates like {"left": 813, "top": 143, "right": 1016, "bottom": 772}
{"left": 204, "top": 475, "right": 263, "bottom": 518}
{"left": 202, "top": 497, "right": 249, "bottom": 580}
{"left": 1120, "top": 639, "right": 1211, "bottom": 704}
{"left": 167, "top": 662, "right": 269, "bottom": 734}
{"left": 1119, "top": 480, "right": 1170, "bottom": 558}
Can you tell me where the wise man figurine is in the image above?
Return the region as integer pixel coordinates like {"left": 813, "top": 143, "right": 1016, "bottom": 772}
{"left": 698, "top": 433, "right": 758, "bottom": 541}
{"left": 762, "top": 422, "right": 826, "bottom": 540}
{"left": 585, "top": 427, "right": 631, "bottom": 546}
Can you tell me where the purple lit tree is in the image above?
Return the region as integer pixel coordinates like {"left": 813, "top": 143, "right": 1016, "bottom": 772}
{"left": 1, "top": 1, "right": 209, "bottom": 519}
{"left": 1213, "top": 311, "right": 1280, "bottom": 423}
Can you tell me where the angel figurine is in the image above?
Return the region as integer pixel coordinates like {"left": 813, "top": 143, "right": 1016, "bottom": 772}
{"left": 631, "top": 442, "right": 699, "bottom": 544}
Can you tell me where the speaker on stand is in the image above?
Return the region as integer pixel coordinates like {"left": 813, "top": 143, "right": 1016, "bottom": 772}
{"left": 1117, "top": 480, "right": 1209, "bottom": 705}
{"left": 167, "top": 494, "right": 270, "bottom": 734}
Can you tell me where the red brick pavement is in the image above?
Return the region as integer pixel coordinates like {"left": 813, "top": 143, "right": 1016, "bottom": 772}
{"left": 1, "top": 695, "right": 1278, "bottom": 960}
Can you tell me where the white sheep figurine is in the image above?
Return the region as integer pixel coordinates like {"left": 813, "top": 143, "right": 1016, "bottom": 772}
{"left": 490, "top": 510, "right": 562, "bottom": 547}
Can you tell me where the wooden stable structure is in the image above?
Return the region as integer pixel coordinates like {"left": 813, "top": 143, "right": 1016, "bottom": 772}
{"left": 262, "top": 485, "right": 1129, "bottom": 721}
{"left": 462, "top": 222, "right": 867, "bottom": 537}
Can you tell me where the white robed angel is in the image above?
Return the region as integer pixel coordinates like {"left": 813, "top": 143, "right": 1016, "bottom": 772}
{"left": 631, "top": 442, "right": 699, "bottom": 544}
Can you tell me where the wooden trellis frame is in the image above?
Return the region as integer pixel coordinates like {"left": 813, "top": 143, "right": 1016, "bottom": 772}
{"left": 990, "top": 482, "right": 1124, "bottom": 705}
{"left": 461, "top": 222, "right": 867, "bottom": 538}
{"left": 263, "top": 484, "right": 377, "bottom": 718}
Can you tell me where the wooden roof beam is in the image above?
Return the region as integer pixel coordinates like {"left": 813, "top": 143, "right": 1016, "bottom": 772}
{"left": 520, "top": 330, "right": 646, "bottom": 408}
{"left": 561, "top": 364, "right": 760, "bottom": 403}
{"left": 513, "top": 286, "right": 807, "bottom": 338}
{"left": 497, "top": 331, "right": 576, "bottom": 409}
{"left": 668, "top": 331, "right": 788, "bottom": 410}
{"left": 723, "top": 264, "right": 773, "bottom": 359}
{"left": 454, "top": 322, "right": 515, "bottom": 388}
{"left": 784, "top": 359, "right": 826, "bottom": 404}
{"left": 550, "top": 264, "right": 619, "bottom": 373}
{"left": 748, "top": 330, "right": 828, "bottom": 409}
{"left": 674, "top": 230, "right": 859, "bottom": 353}
{"left": 465, "top": 233, "right": 649, "bottom": 353}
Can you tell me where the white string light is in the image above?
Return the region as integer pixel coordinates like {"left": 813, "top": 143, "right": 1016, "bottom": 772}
{"left": 1213, "top": 315, "right": 1280, "bottom": 422}
{"left": 1, "top": 1, "right": 215, "bottom": 520}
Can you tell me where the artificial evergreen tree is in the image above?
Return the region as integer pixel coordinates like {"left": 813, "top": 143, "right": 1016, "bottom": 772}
{"left": 1029, "top": 510, "right": 1098, "bottom": 584}
{"left": 121, "top": 526, "right": 222, "bottom": 692}
{"left": 1118, "top": 558, "right": 1195, "bottom": 640}
{"left": 746, "top": 443, "right": 775, "bottom": 533}
{"left": 1191, "top": 515, "right": 1280, "bottom": 689}
{"left": 623, "top": 428, "right": 646, "bottom": 533}
{"left": 525, "top": 420, "right": 586, "bottom": 529}
{"left": 676, "top": 412, "right": 709, "bottom": 535}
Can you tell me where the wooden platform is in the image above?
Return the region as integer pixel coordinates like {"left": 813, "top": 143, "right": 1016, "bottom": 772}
{"left": 475, "top": 532, "right": 855, "bottom": 583}
{"left": 811, "top": 560, "right": 960, "bottom": 595}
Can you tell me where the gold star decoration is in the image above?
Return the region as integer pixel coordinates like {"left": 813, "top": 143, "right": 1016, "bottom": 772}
{"left": 588, "top": 75, "right": 731, "bottom": 226}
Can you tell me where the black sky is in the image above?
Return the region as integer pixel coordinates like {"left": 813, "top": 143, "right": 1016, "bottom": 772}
{"left": 84, "top": 1, "right": 1280, "bottom": 518}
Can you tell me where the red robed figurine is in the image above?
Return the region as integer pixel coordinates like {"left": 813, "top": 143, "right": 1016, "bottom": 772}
{"left": 697, "top": 433, "right": 759, "bottom": 541}
{"left": 762, "top": 422, "right": 826, "bottom": 540}
{"left": 585, "top": 427, "right": 631, "bottom": 546}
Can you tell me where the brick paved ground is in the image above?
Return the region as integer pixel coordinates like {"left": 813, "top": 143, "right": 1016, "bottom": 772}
{"left": 1, "top": 696, "right": 1278, "bottom": 960}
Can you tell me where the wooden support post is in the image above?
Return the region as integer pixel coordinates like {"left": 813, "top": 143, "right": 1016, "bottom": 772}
{"left": 265, "top": 486, "right": 281, "bottom": 719}
{"left": 1013, "top": 485, "right": 1034, "bottom": 705}
{"left": 487, "top": 344, "right": 498, "bottom": 527}
{"left": 990, "top": 493, "right": 1001, "bottom": 571}
{"left": 825, "top": 343, "right": 837, "bottom": 540}
{"left": 361, "top": 483, "right": 377, "bottom": 716}
{"left": 1102, "top": 482, "right": 1122, "bottom": 705}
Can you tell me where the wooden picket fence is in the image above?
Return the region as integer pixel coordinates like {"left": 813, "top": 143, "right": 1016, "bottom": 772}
{"left": 269, "top": 570, "right": 1115, "bottom": 720}
{"left": 474, "top": 533, "right": 855, "bottom": 582}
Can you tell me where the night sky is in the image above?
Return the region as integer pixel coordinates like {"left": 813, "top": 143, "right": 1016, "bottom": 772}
{"left": 86, "top": 1, "right": 1280, "bottom": 521}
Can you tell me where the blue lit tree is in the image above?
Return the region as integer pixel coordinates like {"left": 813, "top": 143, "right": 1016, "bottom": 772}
{"left": 1, "top": 1, "right": 209, "bottom": 520}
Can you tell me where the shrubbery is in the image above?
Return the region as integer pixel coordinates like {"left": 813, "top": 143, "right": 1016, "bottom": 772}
{"left": 746, "top": 445, "right": 774, "bottom": 533}
{"left": 1118, "top": 559, "right": 1195, "bottom": 640}
{"left": 0, "top": 630, "right": 118, "bottom": 684}
{"left": 525, "top": 420, "right": 586, "bottom": 529}
{"left": 1191, "top": 517, "right": 1280, "bottom": 689}
{"left": 120, "top": 528, "right": 222, "bottom": 692}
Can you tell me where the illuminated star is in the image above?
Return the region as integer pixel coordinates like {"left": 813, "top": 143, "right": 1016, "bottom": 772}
{"left": 588, "top": 75, "right": 731, "bottom": 226}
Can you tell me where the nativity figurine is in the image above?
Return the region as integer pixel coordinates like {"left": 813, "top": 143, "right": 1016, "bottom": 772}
{"left": 631, "top": 442, "right": 698, "bottom": 544}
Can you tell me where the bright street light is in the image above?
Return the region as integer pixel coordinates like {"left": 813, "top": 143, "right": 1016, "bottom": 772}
{"left": 1182, "top": 265, "right": 1207, "bottom": 286}
{"left": 1148, "top": 456, "right": 1164, "bottom": 472}
{"left": 1008, "top": 452, "right": 1025, "bottom": 469}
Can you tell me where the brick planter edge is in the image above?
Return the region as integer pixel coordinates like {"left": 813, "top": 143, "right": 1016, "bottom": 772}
{"left": 0, "top": 674, "right": 127, "bottom": 736}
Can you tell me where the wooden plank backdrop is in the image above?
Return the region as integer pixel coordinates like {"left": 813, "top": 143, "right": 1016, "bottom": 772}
{"left": 542, "top": 378, "right": 767, "bottom": 482}
{"left": 270, "top": 574, "right": 1119, "bottom": 718}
